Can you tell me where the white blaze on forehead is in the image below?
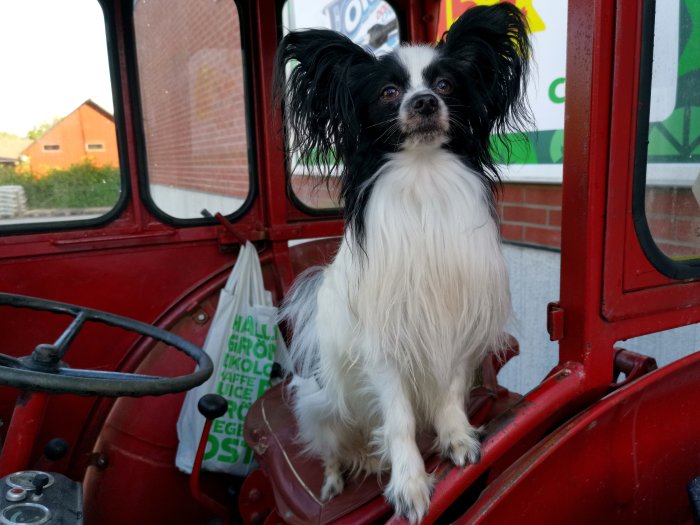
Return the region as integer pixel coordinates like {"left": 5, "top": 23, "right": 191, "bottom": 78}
{"left": 395, "top": 45, "right": 436, "bottom": 92}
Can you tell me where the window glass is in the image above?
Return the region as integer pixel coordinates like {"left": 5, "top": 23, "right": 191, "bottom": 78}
{"left": 281, "top": 0, "right": 400, "bottom": 210}
{"left": 641, "top": 0, "right": 700, "bottom": 267}
{"left": 0, "top": 1, "right": 121, "bottom": 228}
{"left": 134, "top": 0, "right": 251, "bottom": 220}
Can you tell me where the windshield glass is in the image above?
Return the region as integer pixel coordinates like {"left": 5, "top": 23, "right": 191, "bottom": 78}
{"left": 0, "top": 0, "right": 121, "bottom": 230}
{"left": 638, "top": 0, "right": 700, "bottom": 273}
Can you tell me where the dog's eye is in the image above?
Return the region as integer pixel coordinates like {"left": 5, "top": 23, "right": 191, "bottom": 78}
{"left": 435, "top": 78, "right": 453, "bottom": 95}
{"left": 380, "top": 85, "right": 400, "bottom": 102}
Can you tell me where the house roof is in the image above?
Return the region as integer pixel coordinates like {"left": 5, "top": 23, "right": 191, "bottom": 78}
{"left": 19, "top": 99, "right": 115, "bottom": 156}
{"left": 0, "top": 135, "right": 32, "bottom": 162}
{"left": 83, "top": 99, "right": 115, "bottom": 122}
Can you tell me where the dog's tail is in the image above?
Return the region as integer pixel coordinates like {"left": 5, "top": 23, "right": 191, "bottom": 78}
{"left": 278, "top": 267, "right": 324, "bottom": 379}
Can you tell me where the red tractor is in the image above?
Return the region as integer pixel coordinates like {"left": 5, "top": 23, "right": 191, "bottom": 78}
{"left": 0, "top": 0, "right": 698, "bottom": 523}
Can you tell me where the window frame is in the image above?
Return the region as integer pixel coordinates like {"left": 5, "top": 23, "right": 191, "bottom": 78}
{"left": 128, "top": 0, "right": 258, "bottom": 227}
{"left": 601, "top": 0, "right": 700, "bottom": 324}
{"left": 631, "top": 0, "right": 700, "bottom": 280}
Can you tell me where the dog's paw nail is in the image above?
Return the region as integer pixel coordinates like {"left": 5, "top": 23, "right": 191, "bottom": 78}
{"left": 386, "top": 472, "right": 432, "bottom": 524}
{"left": 443, "top": 430, "right": 482, "bottom": 466}
{"left": 320, "top": 471, "right": 344, "bottom": 501}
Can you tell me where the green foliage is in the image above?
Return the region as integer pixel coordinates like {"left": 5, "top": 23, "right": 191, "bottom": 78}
{"left": 26, "top": 117, "right": 62, "bottom": 140}
{"left": 0, "top": 161, "right": 120, "bottom": 209}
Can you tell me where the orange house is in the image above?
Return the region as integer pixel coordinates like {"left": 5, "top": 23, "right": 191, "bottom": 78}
{"left": 21, "top": 100, "right": 119, "bottom": 176}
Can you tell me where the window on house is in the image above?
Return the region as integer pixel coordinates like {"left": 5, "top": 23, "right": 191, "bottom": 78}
{"left": 0, "top": 0, "right": 122, "bottom": 230}
{"left": 635, "top": 0, "right": 700, "bottom": 279}
{"left": 133, "top": 0, "right": 252, "bottom": 222}
{"left": 86, "top": 143, "right": 105, "bottom": 151}
{"left": 280, "top": 0, "right": 401, "bottom": 211}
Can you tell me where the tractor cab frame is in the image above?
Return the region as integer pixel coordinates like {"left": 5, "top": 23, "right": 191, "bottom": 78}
{"left": 0, "top": 0, "right": 698, "bottom": 524}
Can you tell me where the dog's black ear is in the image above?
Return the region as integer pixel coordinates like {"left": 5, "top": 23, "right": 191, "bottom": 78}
{"left": 274, "top": 29, "right": 375, "bottom": 178}
{"left": 438, "top": 3, "right": 532, "bottom": 149}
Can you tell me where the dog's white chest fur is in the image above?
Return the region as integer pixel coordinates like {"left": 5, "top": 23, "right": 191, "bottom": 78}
{"left": 286, "top": 146, "right": 511, "bottom": 518}
{"left": 325, "top": 147, "right": 509, "bottom": 386}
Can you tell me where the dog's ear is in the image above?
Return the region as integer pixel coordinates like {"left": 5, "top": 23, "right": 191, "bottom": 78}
{"left": 274, "top": 29, "right": 375, "bottom": 177}
{"left": 437, "top": 3, "right": 531, "bottom": 136}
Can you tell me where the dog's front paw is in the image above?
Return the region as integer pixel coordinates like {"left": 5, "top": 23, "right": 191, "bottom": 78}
{"left": 320, "top": 464, "right": 345, "bottom": 501}
{"left": 440, "top": 426, "right": 483, "bottom": 467}
{"left": 385, "top": 470, "right": 433, "bottom": 524}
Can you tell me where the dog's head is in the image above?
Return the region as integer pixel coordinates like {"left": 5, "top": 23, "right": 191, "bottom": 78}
{"left": 275, "top": 3, "right": 531, "bottom": 176}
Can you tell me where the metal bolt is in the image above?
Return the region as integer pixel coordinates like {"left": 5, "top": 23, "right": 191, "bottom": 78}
{"left": 194, "top": 311, "right": 208, "bottom": 324}
{"left": 248, "top": 489, "right": 261, "bottom": 502}
{"left": 95, "top": 454, "right": 108, "bottom": 470}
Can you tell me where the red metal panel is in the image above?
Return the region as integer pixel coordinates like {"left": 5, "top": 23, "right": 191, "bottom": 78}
{"left": 461, "top": 351, "right": 700, "bottom": 524}
{"left": 557, "top": 0, "right": 616, "bottom": 388}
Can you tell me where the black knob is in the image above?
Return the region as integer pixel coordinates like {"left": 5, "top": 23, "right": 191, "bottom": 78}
{"left": 32, "top": 474, "right": 50, "bottom": 496}
{"left": 44, "top": 438, "right": 70, "bottom": 461}
{"left": 197, "top": 394, "right": 228, "bottom": 420}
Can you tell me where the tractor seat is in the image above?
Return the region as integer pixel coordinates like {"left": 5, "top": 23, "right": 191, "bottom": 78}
{"left": 242, "top": 337, "right": 521, "bottom": 525}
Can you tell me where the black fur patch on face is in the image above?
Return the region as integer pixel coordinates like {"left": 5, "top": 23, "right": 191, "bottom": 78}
{"left": 273, "top": 3, "right": 531, "bottom": 249}
{"left": 433, "top": 3, "right": 533, "bottom": 189}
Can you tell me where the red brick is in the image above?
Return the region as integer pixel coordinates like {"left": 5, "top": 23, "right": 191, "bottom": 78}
{"left": 503, "top": 205, "right": 548, "bottom": 225}
{"left": 645, "top": 188, "right": 680, "bottom": 215}
{"left": 647, "top": 217, "right": 676, "bottom": 240}
{"left": 500, "top": 222, "right": 524, "bottom": 242}
{"left": 656, "top": 242, "right": 700, "bottom": 258}
{"left": 674, "top": 218, "right": 700, "bottom": 243}
{"left": 672, "top": 190, "right": 700, "bottom": 215}
{"left": 524, "top": 185, "right": 562, "bottom": 207}
{"left": 548, "top": 209, "right": 562, "bottom": 227}
{"left": 524, "top": 226, "right": 561, "bottom": 248}
{"left": 499, "top": 184, "right": 525, "bottom": 204}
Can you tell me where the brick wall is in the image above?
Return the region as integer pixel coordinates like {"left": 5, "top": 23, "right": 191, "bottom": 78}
{"left": 497, "top": 183, "right": 699, "bottom": 257}
{"left": 645, "top": 187, "right": 700, "bottom": 258}
{"left": 498, "top": 184, "right": 562, "bottom": 249}
{"left": 134, "top": 0, "right": 249, "bottom": 199}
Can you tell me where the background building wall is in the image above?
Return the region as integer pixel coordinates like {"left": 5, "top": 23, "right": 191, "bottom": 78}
{"left": 22, "top": 101, "right": 118, "bottom": 174}
{"left": 133, "top": 0, "right": 250, "bottom": 202}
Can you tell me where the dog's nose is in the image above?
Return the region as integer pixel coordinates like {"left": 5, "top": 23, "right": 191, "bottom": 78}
{"left": 411, "top": 94, "right": 439, "bottom": 116}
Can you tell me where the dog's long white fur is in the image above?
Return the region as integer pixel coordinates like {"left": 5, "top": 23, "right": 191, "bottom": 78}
{"left": 282, "top": 137, "right": 510, "bottom": 521}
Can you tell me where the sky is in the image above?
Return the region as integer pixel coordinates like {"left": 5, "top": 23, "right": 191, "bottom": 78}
{"left": 0, "top": 0, "right": 114, "bottom": 137}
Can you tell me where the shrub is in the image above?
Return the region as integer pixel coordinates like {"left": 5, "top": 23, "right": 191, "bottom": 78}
{"left": 0, "top": 161, "right": 120, "bottom": 209}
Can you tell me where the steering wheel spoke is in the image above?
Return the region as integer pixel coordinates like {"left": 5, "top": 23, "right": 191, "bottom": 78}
{"left": 0, "top": 354, "right": 21, "bottom": 369}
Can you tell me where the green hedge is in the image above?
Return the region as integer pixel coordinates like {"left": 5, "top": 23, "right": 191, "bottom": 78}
{"left": 0, "top": 162, "right": 120, "bottom": 209}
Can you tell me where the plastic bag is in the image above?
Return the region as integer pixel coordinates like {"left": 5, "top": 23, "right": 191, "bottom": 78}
{"left": 176, "top": 242, "right": 288, "bottom": 476}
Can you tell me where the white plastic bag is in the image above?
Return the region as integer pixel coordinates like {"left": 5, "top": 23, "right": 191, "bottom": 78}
{"left": 176, "top": 242, "right": 288, "bottom": 476}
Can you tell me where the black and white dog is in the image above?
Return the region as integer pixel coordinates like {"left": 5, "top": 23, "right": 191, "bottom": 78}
{"left": 276, "top": 4, "right": 530, "bottom": 522}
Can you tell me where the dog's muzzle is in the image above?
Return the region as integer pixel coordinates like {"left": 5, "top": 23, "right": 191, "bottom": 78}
{"left": 400, "top": 92, "right": 449, "bottom": 144}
